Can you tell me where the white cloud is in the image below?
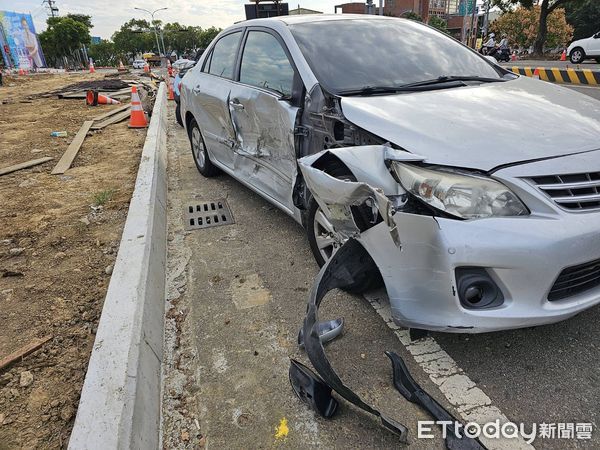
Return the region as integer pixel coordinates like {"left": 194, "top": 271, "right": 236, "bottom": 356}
{"left": 0, "top": 0, "right": 342, "bottom": 38}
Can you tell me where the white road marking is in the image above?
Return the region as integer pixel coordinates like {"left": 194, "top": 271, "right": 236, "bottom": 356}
{"left": 365, "top": 290, "right": 535, "bottom": 450}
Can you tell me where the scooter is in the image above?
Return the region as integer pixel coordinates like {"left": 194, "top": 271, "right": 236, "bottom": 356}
{"left": 494, "top": 48, "right": 511, "bottom": 62}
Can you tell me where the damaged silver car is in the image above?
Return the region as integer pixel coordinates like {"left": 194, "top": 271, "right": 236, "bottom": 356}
{"left": 180, "top": 14, "right": 600, "bottom": 333}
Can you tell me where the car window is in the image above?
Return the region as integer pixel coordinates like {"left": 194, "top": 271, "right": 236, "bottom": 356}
{"left": 239, "top": 31, "right": 294, "bottom": 97}
{"left": 201, "top": 49, "right": 213, "bottom": 73}
{"left": 290, "top": 19, "right": 503, "bottom": 94}
{"left": 208, "top": 32, "right": 241, "bottom": 79}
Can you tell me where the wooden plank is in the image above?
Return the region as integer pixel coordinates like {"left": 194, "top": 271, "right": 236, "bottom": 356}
{"left": 0, "top": 336, "right": 52, "bottom": 372}
{"left": 51, "top": 120, "right": 94, "bottom": 175}
{"left": 92, "top": 103, "right": 131, "bottom": 122}
{"left": 0, "top": 157, "right": 53, "bottom": 176}
{"left": 90, "top": 109, "right": 131, "bottom": 130}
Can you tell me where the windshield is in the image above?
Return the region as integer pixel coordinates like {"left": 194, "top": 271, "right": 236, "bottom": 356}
{"left": 290, "top": 18, "right": 503, "bottom": 94}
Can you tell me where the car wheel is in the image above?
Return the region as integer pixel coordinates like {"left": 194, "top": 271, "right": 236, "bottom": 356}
{"left": 305, "top": 164, "right": 382, "bottom": 294}
{"left": 570, "top": 48, "right": 585, "bottom": 64}
{"left": 188, "top": 119, "right": 219, "bottom": 177}
{"left": 175, "top": 103, "right": 183, "bottom": 126}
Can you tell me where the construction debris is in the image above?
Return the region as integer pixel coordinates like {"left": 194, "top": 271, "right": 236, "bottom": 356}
{"left": 0, "top": 157, "right": 54, "bottom": 176}
{"left": 51, "top": 121, "right": 94, "bottom": 174}
{"left": 0, "top": 336, "right": 52, "bottom": 372}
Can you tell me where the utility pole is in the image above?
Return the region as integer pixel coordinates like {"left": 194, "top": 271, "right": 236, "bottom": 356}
{"left": 379, "top": 0, "right": 384, "bottom": 15}
{"left": 366, "top": 0, "right": 374, "bottom": 14}
{"left": 134, "top": 7, "right": 168, "bottom": 60}
{"left": 42, "top": 0, "right": 59, "bottom": 17}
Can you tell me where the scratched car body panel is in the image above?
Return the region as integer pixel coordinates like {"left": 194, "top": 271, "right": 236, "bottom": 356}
{"left": 180, "top": 14, "right": 600, "bottom": 333}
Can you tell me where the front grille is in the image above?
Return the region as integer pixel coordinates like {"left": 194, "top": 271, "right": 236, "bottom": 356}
{"left": 531, "top": 172, "right": 600, "bottom": 211}
{"left": 548, "top": 257, "right": 600, "bottom": 301}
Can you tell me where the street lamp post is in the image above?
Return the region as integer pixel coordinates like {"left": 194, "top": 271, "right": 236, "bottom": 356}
{"left": 134, "top": 7, "right": 168, "bottom": 59}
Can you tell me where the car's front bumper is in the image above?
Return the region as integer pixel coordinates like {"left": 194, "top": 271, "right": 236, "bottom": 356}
{"left": 359, "top": 210, "right": 600, "bottom": 333}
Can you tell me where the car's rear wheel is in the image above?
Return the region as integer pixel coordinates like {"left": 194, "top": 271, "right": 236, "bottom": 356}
{"left": 570, "top": 47, "right": 585, "bottom": 64}
{"left": 188, "top": 119, "right": 219, "bottom": 177}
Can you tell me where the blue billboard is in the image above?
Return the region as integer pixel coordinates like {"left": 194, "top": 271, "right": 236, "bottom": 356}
{"left": 0, "top": 10, "right": 46, "bottom": 69}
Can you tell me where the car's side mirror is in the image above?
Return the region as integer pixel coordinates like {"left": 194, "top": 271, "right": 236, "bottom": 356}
{"left": 594, "top": 32, "right": 600, "bottom": 39}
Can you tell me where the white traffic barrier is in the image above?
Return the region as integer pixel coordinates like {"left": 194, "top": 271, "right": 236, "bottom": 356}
{"left": 69, "top": 82, "right": 168, "bottom": 449}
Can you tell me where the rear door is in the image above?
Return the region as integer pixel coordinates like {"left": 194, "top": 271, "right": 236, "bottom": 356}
{"left": 589, "top": 32, "right": 600, "bottom": 55}
{"left": 189, "top": 31, "right": 243, "bottom": 170}
{"left": 228, "top": 28, "right": 301, "bottom": 212}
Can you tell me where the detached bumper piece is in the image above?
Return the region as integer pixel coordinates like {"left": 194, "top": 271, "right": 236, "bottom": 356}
{"left": 291, "top": 238, "right": 488, "bottom": 449}
{"left": 386, "top": 352, "right": 487, "bottom": 450}
{"left": 299, "top": 238, "right": 409, "bottom": 442}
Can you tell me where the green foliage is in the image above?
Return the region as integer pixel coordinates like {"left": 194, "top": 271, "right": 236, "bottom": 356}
{"left": 92, "top": 189, "right": 115, "bottom": 206}
{"left": 88, "top": 39, "right": 122, "bottom": 66}
{"left": 111, "top": 19, "right": 156, "bottom": 57}
{"left": 492, "top": 5, "right": 573, "bottom": 48}
{"left": 428, "top": 16, "right": 448, "bottom": 33}
{"left": 565, "top": 0, "right": 600, "bottom": 40}
{"left": 39, "top": 15, "right": 91, "bottom": 66}
{"left": 401, "top": 11, "right": 423, "bottom": 21}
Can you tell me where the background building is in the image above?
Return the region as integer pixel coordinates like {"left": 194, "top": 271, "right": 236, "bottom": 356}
{"left": 289, "top": 6, "right": 323, "bottom": 15}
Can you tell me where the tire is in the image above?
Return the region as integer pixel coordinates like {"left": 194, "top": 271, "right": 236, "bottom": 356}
{"left": 570, "top": 47, "right": 585, "bottom": 64}
{"left": 305, "top": 163, "right": 382, "bottom": 294}
{"left": 188, "top": 119, "right": 219, "bottom": 177}
{"left": 175, "top": 102, "right": 183, "bottom": 127}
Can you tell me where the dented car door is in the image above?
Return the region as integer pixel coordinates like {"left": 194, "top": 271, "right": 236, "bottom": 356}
{"left": 227, "top": 29, "right": 300, "bottom": 212}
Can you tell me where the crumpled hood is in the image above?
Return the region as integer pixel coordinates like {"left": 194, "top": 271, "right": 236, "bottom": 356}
{"left": 340, "top": 77, "right": 600, "bottom": 171}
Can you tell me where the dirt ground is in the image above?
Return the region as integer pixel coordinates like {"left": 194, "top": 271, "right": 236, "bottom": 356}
{"left": 0, "top": 73, "right": 146, "bottom": 449}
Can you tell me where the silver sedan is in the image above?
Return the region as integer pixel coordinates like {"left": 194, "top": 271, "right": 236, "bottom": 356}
{"left": 180, "top": 14, "right": 600, "bottom": 333}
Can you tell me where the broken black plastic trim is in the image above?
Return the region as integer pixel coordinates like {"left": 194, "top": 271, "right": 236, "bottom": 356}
{"left": 289, "top": 359, "right": 339, "bottom": 419}
{"left": 386, "top": 351, "right": 487, "bottom": 450}
{"left": 303, "top": 238, "right": 409, "bottom": 442}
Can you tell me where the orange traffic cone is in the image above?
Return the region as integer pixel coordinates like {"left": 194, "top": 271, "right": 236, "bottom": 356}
{"left": 118, "top": 60, "right": 126, "bottom": 72}
{"left": 560, "top": 49, "right": 567, "bottom": 61}
{"left": 167, "top": 59, "right": 173, "bottom": 77}
{"left": 143, "top": 62, "right": 150, "bottom": 73}
{"left": 511, "top": 51, "right": 517, "bottom": 62}
{"left": 128, "top": 86, "right": 148, "bottom": 128}
{"left": 86, "top": 90, "right": 121, "bottom": 106}
{"left": 89, "top": 61, "right": 96, "bottom": 74}
{"left": 167, "top": 77, "right": 175, "bottom": 101}
{"left": 18, "top": 67, "right": 25, "bottom": 76}
{"left": 533, "top": 68, "right": 540, "bottom": 80}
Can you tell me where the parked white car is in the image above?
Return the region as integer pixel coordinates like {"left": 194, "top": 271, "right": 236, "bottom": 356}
{"left": 132, "top": 59, "right": 146, "bottom": 69}
{"left": 181, "top": 15, "right": 600, "bottom": 333}
{"left": 568, "top": 31, "right": 600, "bottom": 63}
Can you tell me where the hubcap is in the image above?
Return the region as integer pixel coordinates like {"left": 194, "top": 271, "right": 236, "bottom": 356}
{"left": 573, "top": 50, "right": 582, "bottom": 62}
{"left": 191, "top": 127, "right": 205, "bottom": 168}
{"left": 313, "top": 207, "right": 344, "bottom": 262}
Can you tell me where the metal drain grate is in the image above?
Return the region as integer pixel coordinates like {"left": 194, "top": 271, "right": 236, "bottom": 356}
{"left": 185, "top": 199, "right": 234, "bottom": 230}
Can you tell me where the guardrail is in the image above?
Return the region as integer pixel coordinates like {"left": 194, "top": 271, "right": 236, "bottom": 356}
{"left": 509, "top": 66, "right": 600, "bottom": 85}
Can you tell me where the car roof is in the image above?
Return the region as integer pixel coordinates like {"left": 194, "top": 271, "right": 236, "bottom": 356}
{"left": 235, "top": 13, "right": 399, "bottom": 27}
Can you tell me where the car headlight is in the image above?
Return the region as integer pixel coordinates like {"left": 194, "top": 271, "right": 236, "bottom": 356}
{"left": 390, "top": 162, "right": 528, "bottom": 219}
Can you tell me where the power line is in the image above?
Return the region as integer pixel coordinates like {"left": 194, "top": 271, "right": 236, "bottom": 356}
{"left": 42, "top": 0, "right": 59, "bottom": 18}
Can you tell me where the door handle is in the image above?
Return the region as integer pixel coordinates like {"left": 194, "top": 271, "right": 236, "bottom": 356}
{"left": 229, "top": 99, "right": 245, "bottom": 110}
{"left": 192, "top": 85, "right": 201, "bottom": 95}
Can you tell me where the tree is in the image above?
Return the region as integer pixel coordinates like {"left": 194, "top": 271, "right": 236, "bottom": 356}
{"left": 428, "top": 15, "right": 448, "bottom": 33}
{"left": 492, "top": 0, "right": 576, "bottom": 55}
{"left": 400, "top": 11, "right": 423, "bottom": 21}
{"left": 565, "top": 0, "right": 600, "bottom": 40}
{"left": 88, "top": 39, "right": 121, "bottom": 66}
{"left": 111, "top": 19, "right": 156, "bottom": 58}
{"left": 492, "top": 5, "right": 573, "bottom": 50}
{"left": 38, "top": 15, "right": 91, "bottom": 67}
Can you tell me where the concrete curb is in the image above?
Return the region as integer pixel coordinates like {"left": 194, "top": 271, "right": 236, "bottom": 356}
{"left": 509, "top": 66, "right": 600, "bottom": 85}
{"left": 68, "top": 82, "right": 168, "bottom": 449}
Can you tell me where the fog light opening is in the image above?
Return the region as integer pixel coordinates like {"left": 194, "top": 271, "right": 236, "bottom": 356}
{"left": 456, "top": 268, "right": 504, "bottom": 309}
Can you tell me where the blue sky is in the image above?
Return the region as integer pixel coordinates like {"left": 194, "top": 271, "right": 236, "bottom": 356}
{"left": 0, "top": 0, "right": 343, "bottom": 38}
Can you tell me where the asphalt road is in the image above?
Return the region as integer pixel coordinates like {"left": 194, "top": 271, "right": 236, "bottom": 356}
{"left": 566, "top": 84, "right": 600, "bottom": 101}
{"left": 163, "top": 83, "right": 600, "bottom": 449}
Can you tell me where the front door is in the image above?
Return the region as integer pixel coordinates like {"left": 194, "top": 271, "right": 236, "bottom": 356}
{"left": 228, "top": 29, "right": 300, "bottom": 212}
